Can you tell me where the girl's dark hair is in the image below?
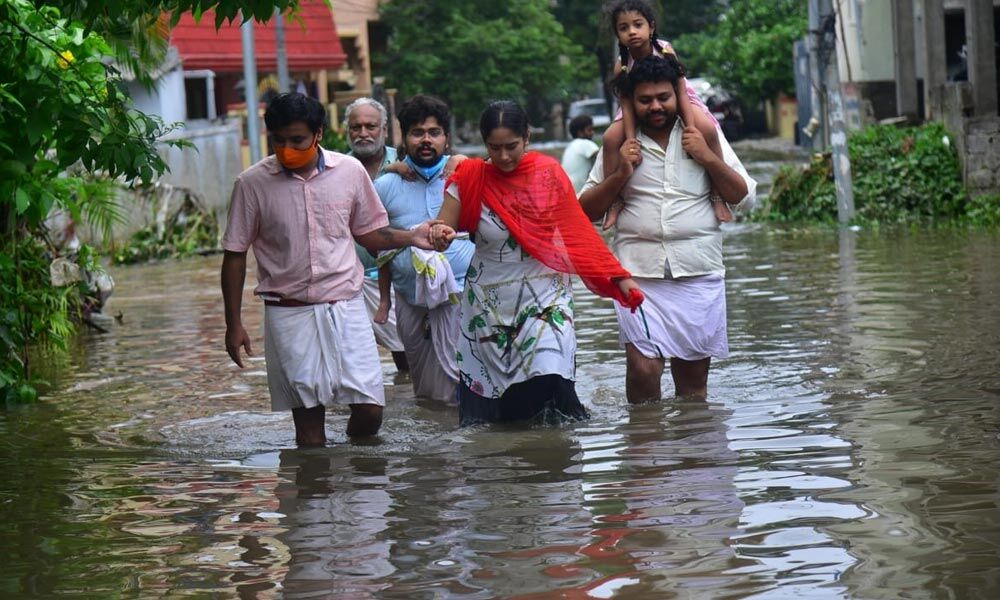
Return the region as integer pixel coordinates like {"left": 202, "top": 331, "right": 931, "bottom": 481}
{"left": 264, "top": 93, "right": 327, "bottom": 133}
{"left": 604, "top": 0, "right": 687, "bottom": 98}
{"left": 604, "top": 0, "right": 661, "bottom": 71}
{"left": 479, "top": 100, "right": 530, "bottom": 140}
{"left": 397, "top": 94, "right": 452, "bottom": 136}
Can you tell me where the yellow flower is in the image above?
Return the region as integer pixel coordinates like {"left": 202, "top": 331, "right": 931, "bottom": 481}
{"left": 57, "top": 50, "right": 75, "bottom": 69}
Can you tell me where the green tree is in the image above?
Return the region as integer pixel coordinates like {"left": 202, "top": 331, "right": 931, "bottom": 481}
{"left": 674, "top": 0, "right": 806, "bottom": 105}
{"left": 0, "top": 0, "right": 294, "bottom": 402}
{"left": 379, "top": 0, "right": 595, "bottom": 125}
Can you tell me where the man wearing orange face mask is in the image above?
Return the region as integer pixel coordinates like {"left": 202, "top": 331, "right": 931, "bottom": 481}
{"left": 221, "top": 93, "right": 439, "bottom": 447}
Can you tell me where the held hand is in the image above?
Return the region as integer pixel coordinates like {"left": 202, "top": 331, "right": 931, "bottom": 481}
{"left": 443, "top": 154, "right": 468, "bottom": 179}
{"left": 387, "top": 160, "right": 418, "bottom": 181}
{"left": 618, "top": 138, "right": 642, "bottom": 176}
{"left": 430, "top": 222, "right": 457, "bottom": 251}
{"left": 410, "top": 220, "right": 438, "bottom": 250}
{"left": 616, "top": 278, "right": 645, "bottom": 313}
{"left": 681, "top": 125, "right": 714, "bottom": 165}
{"left": 225, "top": 325, "right": 253, "bottom": 368}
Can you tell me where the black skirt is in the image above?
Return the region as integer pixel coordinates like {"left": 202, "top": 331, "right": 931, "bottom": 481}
{"left": 458, "top": 374, "right": 590, "bottom": 426}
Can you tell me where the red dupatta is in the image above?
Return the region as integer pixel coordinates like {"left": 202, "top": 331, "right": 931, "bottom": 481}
{"left": 448, "top": 151, "right": 639, "bottom": 309}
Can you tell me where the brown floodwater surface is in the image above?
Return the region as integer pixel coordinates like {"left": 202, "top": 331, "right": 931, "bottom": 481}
{"left": 1, "top": 224, "right": 998, "bottom": 599}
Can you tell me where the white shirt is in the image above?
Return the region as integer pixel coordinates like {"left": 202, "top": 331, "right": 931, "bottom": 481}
{"left": 561, "top": 138, "right": 601, "bottom": 192}
{"left": 580, "top": 122, "right": 756, "bottom": 278}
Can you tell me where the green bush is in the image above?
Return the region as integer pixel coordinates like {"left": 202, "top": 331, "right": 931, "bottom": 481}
{"left": 755, "top": 122, "right": 978, "bottom": 225}
{"left": 321, "top": 127, "right": 350, "bottom": 153}
{"left": 850, "top": 122, "right": 965, "bottom": 222}
{"left": 962, "top": 193, "right": 1000, "bottom": 228}
{"left": 1, "top": 238, "right": 79, "bottom": 404}
{"left": 112, "top": 188, "right": 219, "bottom": 265}
{"left": 759, "top": 154, "right": 838, "bottom": 223}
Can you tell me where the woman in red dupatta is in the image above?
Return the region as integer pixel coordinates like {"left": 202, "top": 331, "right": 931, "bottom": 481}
{"left": 430, "top": 101, "right": 643, "bottom": 426}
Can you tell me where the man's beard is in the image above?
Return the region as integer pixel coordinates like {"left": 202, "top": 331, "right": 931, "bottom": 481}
{"left": 408, "top": 144, "right": 442, "bottom": 167}
{"left": 349, "top": 135, "right": 385, "bottom": 158}
{"left": 640, "top": 109, "right": 675, "bottom": 131}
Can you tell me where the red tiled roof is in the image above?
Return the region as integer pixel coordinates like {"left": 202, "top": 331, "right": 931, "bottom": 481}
{"left": 170, "top": 0, "right": 347, "bottom": 72}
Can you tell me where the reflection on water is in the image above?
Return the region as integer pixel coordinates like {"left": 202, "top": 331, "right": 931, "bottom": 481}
{"left": 2, "top": 226, "right": 999, "bottom": 598}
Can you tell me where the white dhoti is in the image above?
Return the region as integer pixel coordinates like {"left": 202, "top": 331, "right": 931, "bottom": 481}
{"left": 360, "top": 276, "right": 405, "bottom": 352}
{"left": 614, "top": 275, "right": 729, "bottom": 361}
{"left": 264, "top": 292, "right": 385, "bottom": 411}
{"left": 394, "top": 293, "right": 460, "bottom": 403}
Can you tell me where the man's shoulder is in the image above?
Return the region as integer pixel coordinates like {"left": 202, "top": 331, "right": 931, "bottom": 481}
{"left": 373, "top": 171, "right": 404, "bottom": 196}
{"left": 237, "top": 155, "right": 281, "bottom": 184}
{"left": 323, "top": 148, "right": 365, "bottom": 174}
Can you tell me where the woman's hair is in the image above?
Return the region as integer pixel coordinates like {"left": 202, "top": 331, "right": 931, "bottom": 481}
{"left": 397, "top": 94, "right": 452, "bottom": 136}
{"left": 478, "top": 100, "right": 530, "bottom": 140}
{"left": 264, "top": 93, "right": 327, "bottom": 133}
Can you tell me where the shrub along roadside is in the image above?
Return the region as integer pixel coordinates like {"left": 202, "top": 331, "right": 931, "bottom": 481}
{"left": 1, "top": 0, "right": 294, "bottom": 404}
{"left": 754, "top": 122, "right": 999, "bottom": 227}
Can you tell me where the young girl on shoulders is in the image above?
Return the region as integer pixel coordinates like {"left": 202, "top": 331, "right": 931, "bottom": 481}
{"left": 601, "top": 0, "right": 732, "bottom": 229}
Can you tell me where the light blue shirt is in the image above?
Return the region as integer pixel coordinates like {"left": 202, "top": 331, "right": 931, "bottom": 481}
{"left": 374, "top": 157, "right": 474, "bottom": 306}
{"left": 351, "top": 146, "right": 398, "bottom": 273}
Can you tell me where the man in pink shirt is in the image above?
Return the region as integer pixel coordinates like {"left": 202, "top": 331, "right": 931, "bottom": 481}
{"left": 221, "top": 93, "right": 436, "bottom": 446}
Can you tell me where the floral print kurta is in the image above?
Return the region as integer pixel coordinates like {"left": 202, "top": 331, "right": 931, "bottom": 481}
{"left": 456, "top": 204, "right": 577, "bottom": 399}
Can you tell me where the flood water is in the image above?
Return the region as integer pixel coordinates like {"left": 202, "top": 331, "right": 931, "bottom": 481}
{"left": 2, "top": 220, "right": 999, "bottom": 597}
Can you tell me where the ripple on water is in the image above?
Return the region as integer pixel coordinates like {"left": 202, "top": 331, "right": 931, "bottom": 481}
{"left": 3, "top": 229, "right": 999, "bottom": 598}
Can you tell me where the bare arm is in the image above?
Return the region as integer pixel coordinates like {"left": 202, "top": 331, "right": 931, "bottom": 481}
{"left": 374, "top": 263, "right": 393, "bottom": 324}
{"left": 355, "top": 224, "right": 436, "bottom": 252}
{"left": 437, "top": 193, "right": 461, "bottom": 229}
{"left": 221, "top": 250, "right": 253, "bottom": 367}
{"left": 578, "top": 140, "right": 641, "bottom": 221}
{"left": 681, "top": 126, "right": 748, "bottom": 204}
{"left": 443, "top": 155, "right": 468, "bottom": 179}
{"left": 429, "top": 193, "right": 461, "bottom": 250}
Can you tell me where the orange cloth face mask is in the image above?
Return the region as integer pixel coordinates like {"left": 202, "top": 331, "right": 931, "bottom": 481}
{"left": 275, "top": 135, "right": 318, "bottom": 169}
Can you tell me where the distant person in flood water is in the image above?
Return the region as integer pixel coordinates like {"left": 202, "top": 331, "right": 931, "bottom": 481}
{"left": 220, "top": 92, "right": 438, "bottom": 446}
{"left": 579, "top": 57, "right": 757, "bottom": 403}
{"left": 561, "top": 114, "right": 600, "bottom": 193}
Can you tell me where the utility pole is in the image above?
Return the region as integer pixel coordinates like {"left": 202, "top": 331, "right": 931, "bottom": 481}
{"left": 892, "top": 0, "right": 919, "bottom": 118}
{"left": 818, "top": 0, "right": 855, "bottom": 223}
{"left": 274, "top": 7, "right": 290, "bottom": 94}
{"left": 921, "top": 0, "right": 946, "bottom": 121}
{"left": 241, "top": 16, "right": 261, "bottom": 163}
{"left": 806, "top": 0, "right": 827, "bottom": 151}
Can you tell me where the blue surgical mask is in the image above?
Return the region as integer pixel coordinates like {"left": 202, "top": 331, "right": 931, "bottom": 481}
{"left": 404, "top": 155, "right": 448, "bottom": 181}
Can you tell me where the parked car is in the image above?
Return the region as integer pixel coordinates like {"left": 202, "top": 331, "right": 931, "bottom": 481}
{"left": 566, "top": 98, "right": 613, "bottom": 138}
{"left": 687, "top": 77, "right": 744, "bottom": 141}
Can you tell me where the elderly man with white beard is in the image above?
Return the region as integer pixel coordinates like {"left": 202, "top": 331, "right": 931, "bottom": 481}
{"left": 345, "top": 97, "right": 410, "bottom": 374}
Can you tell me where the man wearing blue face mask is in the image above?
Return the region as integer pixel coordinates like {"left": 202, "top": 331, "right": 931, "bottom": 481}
{"left": 369, "top": 95, "right": 474, "bottom": 403}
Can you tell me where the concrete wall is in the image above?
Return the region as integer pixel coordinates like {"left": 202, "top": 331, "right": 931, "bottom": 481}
{"left": 129, "top": 68, "right": 187, "bottom": 125}
{"left": 838, "top": 0, "right": 896, "bottom": 83}
{"left": 157, "top": 121, "right": 243, "bottom": 217}
{"left": 962, "top": 116, "right": 1000, "bottom": 195}
{"left": 941, "top": 82, "right": 1000, "bottom": 196}
{"left": 81, "top": 120, "right": 243, "bottom": 245}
